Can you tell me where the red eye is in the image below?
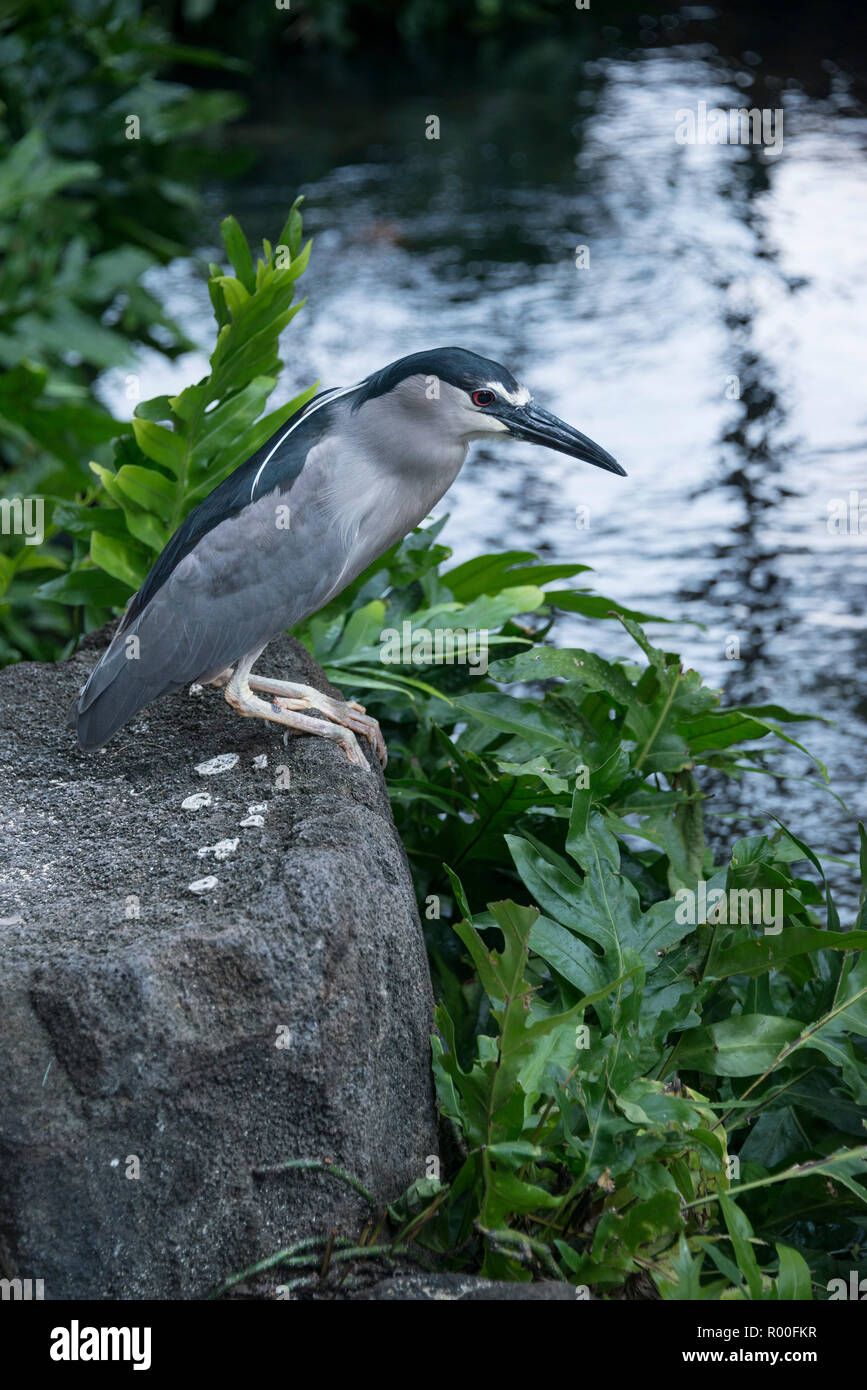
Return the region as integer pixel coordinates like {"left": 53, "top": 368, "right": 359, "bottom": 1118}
{"left": 472, "top": 389, "right": 496, "bottom": 407}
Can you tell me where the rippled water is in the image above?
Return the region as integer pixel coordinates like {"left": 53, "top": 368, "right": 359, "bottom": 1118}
{"left": 100, "top": 34, "right": 867, "bottom": 906}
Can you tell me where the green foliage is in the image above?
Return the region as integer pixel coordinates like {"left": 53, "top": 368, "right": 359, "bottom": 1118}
{"left": 33, "top": 206, "right": 315, "bottom": 611}
{"left": 1, "top": 0, "right": 246, "bottom": 260}
{"left": 294, "top": 523, "right": 833, "bottom": 918}
{"left": 4, "top": 202, "right": 313, "bottom": 655}
{"left": 0, "top": 0, "right": 247, "bottom": 662}
{"left": 288, "top": 510, "right": 867, "bottom": 1296}
{"left": 384, "top": 815, "right": 867, "bottom": 1295}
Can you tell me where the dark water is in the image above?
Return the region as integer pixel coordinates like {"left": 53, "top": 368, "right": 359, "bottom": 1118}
{"left": 100, "top": 25, "right": 867, "bottom": 909}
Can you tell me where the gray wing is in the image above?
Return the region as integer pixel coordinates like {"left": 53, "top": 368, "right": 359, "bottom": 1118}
{"left": 71, "top": 441, "right": 341, "bottom": 751}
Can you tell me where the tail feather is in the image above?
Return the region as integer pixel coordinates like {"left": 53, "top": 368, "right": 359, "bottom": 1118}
{"left": 68, "top": 514, "right": 285, "bottom": 748}
{"left": 71, "top": 671, "right": 182, "bottom": 751}
{"left": 69, "top": 594, "right": 246, "bottom": 750}
{"left": 70, "top": 625, "right": 177, "bottom": 750}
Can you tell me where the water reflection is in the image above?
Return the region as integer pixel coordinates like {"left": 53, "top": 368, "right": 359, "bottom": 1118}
{"left": 100, "top": 37, "right": 867, "bottom": 905}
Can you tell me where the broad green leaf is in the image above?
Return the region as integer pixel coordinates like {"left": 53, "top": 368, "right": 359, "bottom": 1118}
{"left": 131, "top": 418, "right": 186, "bottom": 476}
{"left": 454, "top": 692, "right": 581, "bottom": 752}
{"left": 90, "top": 532, "right": 147, "bottom": 591}
{"left": 332, "top": 600, "right": 388, "bottom": 658}
{"left": 34, "top": 566, "right": 131, "bottom": 607}
{"left": 674, "top": 1016, "right": 802, "bottom": 1077}
{"left": 50, "top": 502, "right": 128, "bottom": 541}
{"left": 490, "top": 646, "right": 636, "bottom": 707}
{"left": 133, "top": 396, "right": 175, "bottom": 423}
{"left": 114, "top": 465, "right": 176, "bottom": 521}
{"left": 706, "top": 926, "right": 867, "bottom": 981}
{"left": 190, "top": 376, "right": 276, "bottom": 466}
{"left": 487, "top": 1170, "right": 562, "bottom": 1214}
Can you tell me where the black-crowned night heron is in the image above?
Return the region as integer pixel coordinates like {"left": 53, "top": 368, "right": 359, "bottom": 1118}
{"left": 71, "top": 347, "right": 625, "bottom": 769}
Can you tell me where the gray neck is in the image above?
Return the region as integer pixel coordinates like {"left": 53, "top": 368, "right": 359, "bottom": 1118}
{"left": 335, "top": 388, "right": 469, "bottom": 544}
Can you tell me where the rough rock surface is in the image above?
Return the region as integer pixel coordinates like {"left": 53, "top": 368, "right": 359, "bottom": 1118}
{"left": 353, "top": 1275, "right": 584, "bottom": 1300}
{"left": 0, "top": 625, "right": 437, "bottom": 1299}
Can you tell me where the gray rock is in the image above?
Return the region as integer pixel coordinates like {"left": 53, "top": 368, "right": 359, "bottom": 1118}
{"left": 0, "top": 626, "right": 437, "bottom": 1299}
{"left": 353, "top": 1274, "right": 585, "bottom": 1300}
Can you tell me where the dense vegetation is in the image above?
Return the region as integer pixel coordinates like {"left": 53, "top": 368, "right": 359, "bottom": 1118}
{"left": 3, "top": 2, "right": 865, "bottom": 1300}
{"left": 0, "top": 0, "right": 245, "bottom": 662}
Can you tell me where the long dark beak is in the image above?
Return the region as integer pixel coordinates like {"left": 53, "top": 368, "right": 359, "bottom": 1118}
{"left": 503, "top": 402, "right": 626, "bottom": 475}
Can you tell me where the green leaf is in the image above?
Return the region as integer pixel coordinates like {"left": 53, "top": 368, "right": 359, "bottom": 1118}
{"left": 443, "top": 551, "right": 588, "bottom": 602}
{"left": 134, "top": 396, "right": 176, "bottom": 423}
{"left": 90, "top": 533, "right": 146, "bottom": 591}
{"left": 51, "top": 502, "right": 130, "bottom": 542}
{"left": 276, "top": 195, "right": 305, "bottom": 261}
{"left": 34, "top": 566, "right": 131, "bottom": 608}
{"left": 454, "top": 692, "right": 580, "bottom": 753}
{"left": 487, "top": 1170, "right": 562, "bottom": 1213}
{"left": 655, "top": 1238, "right": 709, "bottom": 1299}
{"left": 191, "top": 384, "right": 317, "bottom": 494}
{"left": 546, "top": 589, "right": 672, "bottom": 624}
{"left": 332, "top": 600, "right": 388, "bottom": 658}
{"left": 775, "top": 1244, "right": 812, "bottom": 1300}
{"left": 114, "top": 465, "right": 176, "bottom": 522}
{"left": 190, "top": 377, "right": 276, "bottom": 466}
{"left": 720, "top": 1196, "right": 763, "bottom": 1300}
{"left": 88, "top": 462, "right": 127, "bottom": 508}
{"left": 490, "top": 646, "right": 636, "bottom": 706}
{"left": 131, "top": 418, "right": 187, "bottom": 476}
{"left": 220, "top": 215, "right": 257, "bottom": 293}
{"left": 674, "top": 1016, "right": 803, "bottom": 1077}
{"left": 706, "top": 926, "right": 867, "bottom": 981}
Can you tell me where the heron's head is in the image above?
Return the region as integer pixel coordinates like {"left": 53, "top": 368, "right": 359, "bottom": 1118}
{"left": 353, "top": 347, "right": 625, "bottom": 476}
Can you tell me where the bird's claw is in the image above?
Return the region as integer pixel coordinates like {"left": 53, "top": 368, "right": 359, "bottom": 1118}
{"left": 336, "top": 731, "right": 370, "bottom": 769}
{"left": 272, "top": 694, "right": 387, "bottom": 769}
{"left": 347, "top": 709, "right": 388, "bottom": 767}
